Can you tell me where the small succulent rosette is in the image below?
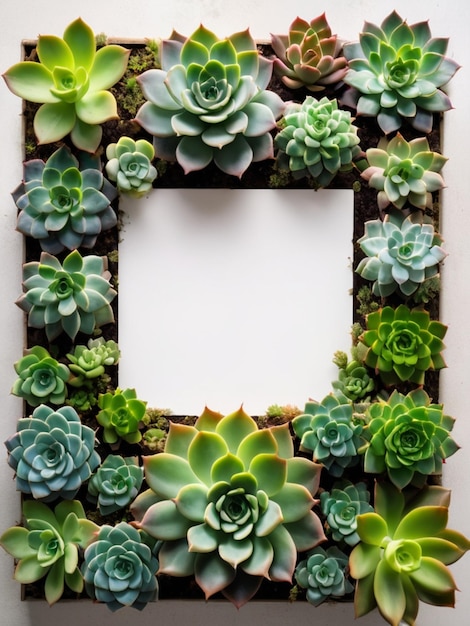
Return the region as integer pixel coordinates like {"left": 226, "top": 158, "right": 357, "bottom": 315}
{"left": 87, "top": 455, "right": 144, "bottom": 515}
{"left": 105, "top": 137, "right": 157, "bottom": 197}
{"left": 295, "top": 545, "right": 354, "bottom": 606}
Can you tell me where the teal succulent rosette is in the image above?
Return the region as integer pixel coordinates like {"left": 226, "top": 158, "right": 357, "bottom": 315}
{"left": 295, "top": 545, "right": 354, "bottom": 606}
{"left": 87, "top": 455, "right": 144, "bottom": 515}
{"left": 131, "top": 407, "right": 325, "bottom": 607}
{"left": 320, "top": 481, "right": 374, "bottom": 546}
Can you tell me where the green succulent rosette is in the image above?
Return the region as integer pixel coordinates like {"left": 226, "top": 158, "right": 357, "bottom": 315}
{"left": 362, "top": 389, "right": 459, "bottom": 489}
{"left": 342, "top": 11, "right": 460, "bottom": 133}
{"left": 131, "top": 406, "right": 325, "bottom": 607}
{"left": 271, "top": 14, "right": 347, "bottom": 91}
{"left": 350, "top": 482, "right": 470, "bottom": 626}
{"left": 67, "top": 337, "right": 120, "bottom": 387}
{"left": 12, "top": 345, "right": 70, "bottom": 407}
{"left": 295, "top": 545, "right": 354, "bottom": 606}
{"left": 105, "top": 137, "right": 157, "bottom": 197}
{"left": 332, "top": 359, "right": 376, "bottom": 402}
{"left": 0, "top": 500, "right": 98, "bottom": 605}
{"left": 320, "top": 481, "right": 374, "bottom": 546}
{"left": 135, "top": 25, "right": 285, "bottom": 177}
{"left": 3, "top": 18, "right": 130, "bottom": 152}
{"left": 359, "top": 304, "right": 447, "bottom": 386}
{"left": 97, "top": 387, "right": 147, "bottom": 445}
{"left": 87, "top": 455, "right": 144, "bottom": 515}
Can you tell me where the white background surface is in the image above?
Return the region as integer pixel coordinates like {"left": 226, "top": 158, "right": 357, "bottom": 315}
{"left": 1, "top": 1, "right": 469, "bottom": 625}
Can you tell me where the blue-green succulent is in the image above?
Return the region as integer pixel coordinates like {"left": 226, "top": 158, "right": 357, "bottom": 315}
{"left": 87, "top": 455, "right": 144, "bottom": 515}
{"left": 12, "top": 345, "right": 70, "bottom": 407}
{"left": 295, "top": 545, "right": 354, "bottom": 606}
{"left": 105, "top": 137, "right": 157, "bottom": 197}
{"left": 13, "top": 145, "right": 117, "bottom": 254}
{"left": 320, "top": 481, "right": 374, "bottom": 546}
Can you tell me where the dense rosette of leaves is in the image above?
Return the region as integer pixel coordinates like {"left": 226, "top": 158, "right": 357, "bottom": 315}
{"left": 105, "top": 137, "right": 157, "bottom": 197}
{"left": 82, "top": 522, "right": 159, "bottom": 611}
{"left": 67, "top": 337, "right": 120, "bottom": 387}
{"left": 342, "top": 11, "right": 460, "bottom": 133}
{"left": 16, "top": 249, "right": 116, "bottom": 341}
{"left": 87, "top": 455, "right": 144, "bottom": 515}
{"left": 332, "top": 359, "right": 376, "bottom": 402}
{"left": 97, "top": 388, "right": 147, "bottom": 445}
{"left": 271, "top": 13, "right": 348, "bottom": 91}
{"left": 350, "top": 482, "right": 470, "bottom": 626}
{"left": 12, "top": 345, "right": 70, "bottom": 407}
{"left": 0, "top": 500, "right": 98, "bottom": 605}
{"left": 5, "top": 404, "right": 101, "bottom": 501}
{"left": 357, "top": 209, "right": 447, "bottom": 297}
{"left": 3, "top": 18, "right": 130, "bottom": 152}
{"left": 320, "top": 481, "right": 374, "bottom": 546}
{"left": 360, "top": 134, "right": 447, "bottom": 211}
{"left": 131, "top": 406, "right": 325, "bottom": 607}
{"left": 358, "top": 304, "right": 447, "bottom": 386}
{"left": 292, "top": 393, "right": 364, "bottom": 477}
{"left": 362, "top": 389, "right": 459, "bottom": 489}
{"left": 295, "top": 545, "right": 354, "bottom": 606}
{"left": 12, "top": 145, "right": 117, "bottom": 254}
{"left": 275, "top": 96, "right": 360, "bottom": 187}
{"left": 135, "top": 25, "right": 285, "bottom": 177}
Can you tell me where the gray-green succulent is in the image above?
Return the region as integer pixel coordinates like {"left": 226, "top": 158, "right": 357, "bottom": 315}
{"left": 295, "top": 545, "right": 354, "bottom": 606}
{"left": 87, "top": 455, "right": 144, "bottom": 515}
{"left": 106, "top": 137, "right": 157, "bottom": 197}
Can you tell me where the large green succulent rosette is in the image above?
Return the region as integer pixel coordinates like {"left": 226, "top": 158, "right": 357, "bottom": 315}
{"left": 135, "top": 25, "right": 285, "bottom": 177}
{"left": 131, "top": 407, "right": 325, "bottom": 607}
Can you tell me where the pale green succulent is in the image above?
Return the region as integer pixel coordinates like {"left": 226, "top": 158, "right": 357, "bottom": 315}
{"left": 357, "top": 209, "right": 447, "bottom": 298}
{"left": 350, "top": 482, "right": 470, "bottom": 626}
{"left": 12, "top": 345, "right": 70, "bottom": 407}
{"left": 67, "top": 337, "right": 120, "bottom": 387}
{"left": 87, "top": 455, "right": 144, "bottom": 515}
{"left": 363, "top": 389, "right": 459, "bottom": 489}
{"left": 131, "top": 406, "right": 325, "bottom": 607}
{"left": 295, "top": 545, "right": 354, "bottom": 606}
{"left": 82, "top": 522, "right": 159, "bottom": 611}
{"left": 0, "top": 500, "right": 98, "bottom": 605}
{"left": 332, "top": 357, "right": 376, "bottom": 403}
{"left": 3, "top": 18, "right": 130, "bottom": 152}
{"left": 342, "top": 11, "right": 460, "bottom": 133}
{"left": 135, "top": 25, "right": 285, "bottom": 177}
{"left": 16, "top": 249, "right": 116, "bottom": 341}
{"left": 271, "top": 14, "right": 348, "bottom": 91}
{"left": 13, "top": 145, "right": 117, "bottom": 254}
{"left": 361, "top": 134, "right": 447, "bottom": 210}
{"left": 275, "top": 96, "right": 361, "bottom": 187}
{"left": 106, "top": 137, "right": 157, "bottom": 197}
{"left": 320, "top": 481, "right": 374, "bottom": 546}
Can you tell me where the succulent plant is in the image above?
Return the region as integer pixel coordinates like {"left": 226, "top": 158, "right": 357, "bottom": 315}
{"left": 135, "top": 25, "right": 285, "bottom": 177}
{"left": 11, "top": 345, "right": 70, "bottom": 407}
{"left": 270, "top": 14, "right": 348, "bottom": 91}
{"left": 358, "top": 304, "right": 447, "bottom": 386}
{"left": 292, "top": 393, "right": 364, "bottom": 477}
{"left": 87, "top": 455, "right": 144, "bottom": 515}
{"left": 82, "top": 522, "right": 159, "bottom": 611}
{"left": 275, "top": 96, "right": 361, "bottom": 187}
{"left": 66, "top": 387, "right": 97, "bottom": 412}
{"left": 131, "top": 406, "right": 325, "bottom": 607}
{"left": 350, "top": 482, "right": 470, "bottom": 626}
{"left": 13, "top": 145, "right": 117, "bottom": 254}
{"left": 0, "top": 499, "right": 98, "bottom": 605}
{"left": 97, "top": 388, "right": 147, "bottom": 445}
{"left": 16, "top": 249, "right": 116, "bottom": 341}
{"left": 356, "top": 208, "right": 447, "bottom": 298}
{"left": 362, "top": 389, "right": 459, "bottom": 489}
{"left": 360, "top": 134, "right": 447, "bottom": 211}
{"left": 67, "top": 337, "right": 120, "bottom": 387}
{"left": 332, "top": 358, "right": 376, "bottom": 402}
{"left": 320, "top": 481, "right": 374, "bottom": 546}
{"left": 142, "top": 427, "right": 166, "bottom": 451}
{"left": 342, "top": 11, "right": 460, "bottom": 134}
{"left": 295, "top": 545, "right": 354, "bottom": 606}
{"left": 5, "top": 404, "right": 101, "bottom": 501}
{"left": 105, "top": 137, "right": 157, "bottom": 197}
{"left": 3, "top": 18, "right": 130, "bottom": 152}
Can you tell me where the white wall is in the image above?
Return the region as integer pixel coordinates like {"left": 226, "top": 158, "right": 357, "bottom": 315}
{"left": 1, "top": 1, "right": 469, "bottom": 625}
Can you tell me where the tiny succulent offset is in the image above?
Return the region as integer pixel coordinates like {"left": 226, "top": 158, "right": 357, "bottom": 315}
{"left": 342, "top": 11, "right": 460, "bottom": 133}
{"left": 13, "top": 145, "right": 118, "bottom": 254}
{"left": 87, "top": 455, "right": 144, "bottom": 515}
{"left": 135, "top": 25, "right": 285, "bottom": 177}
{"left": 131, "top": 406, "right": 325, "bottom": 607}
{"left": 67, "top": 337, "right": 120, "bottom": 387}
{"left": 350, "top": 482, "right": 470, "bottom": 626}
{"left": 358, "top": 304, "right": 447, "bottom": 386}
{"left": 97, "top": 387, "right": 147, "bottom": 445}
{"left": 360, "top": 134, "right": 447, "bottom": 211}
{"left": 363, "top": 389, "right": 459, "bottom": 489}
{"left": 271, "top": 14, "right": 348, "bottom": 91}
{"left": 295, "top": 545, "right": 354, "bottom": 606}
{"left": 320, "top": 481, "right": 374, "bottom": 546}
{"left": 0, "top": 500, "right": 98, "bottom": 605}
{"left": 16, "top": 249, "right": 116, "bottom": 341}
{"left": 82, "top": 522, "right": 159, "bottom": 611}
{"left": 275, "top": 96, "right": 361, "bottom": 187}
{"left": 3, "top": 18, "right": 130, "bottom": 152}
{"left": 106, "top": 137, "right": 157, "bottom": 197}
{"left": 5, "top": 404, "right": 101, "bottom": 501}
{"left": 332, "top": 355, "right": 376, "bottom": 403}
{"left": 356, "top": 209, "right": 447, "bottom": 298}
{"left": 11, "top": 345, "right": 70, "bottom": 407}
